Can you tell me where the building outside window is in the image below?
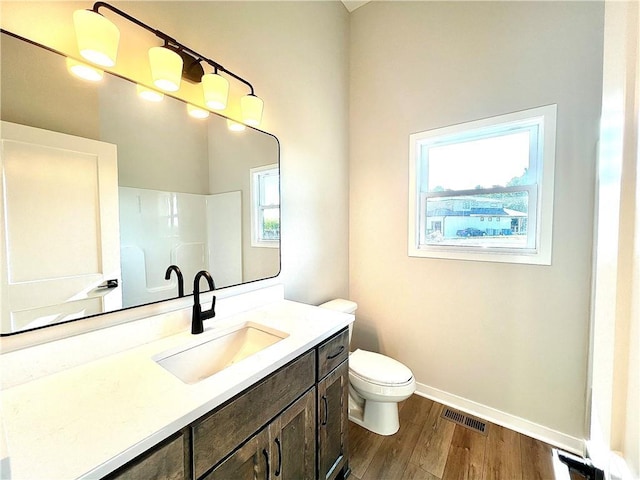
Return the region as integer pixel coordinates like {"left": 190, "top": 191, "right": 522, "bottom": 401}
{"left": 408, "top": 105, "right": 557, "bottom": 265}
{"left": 250, "top": 164, "right": 280, "bottom": 247}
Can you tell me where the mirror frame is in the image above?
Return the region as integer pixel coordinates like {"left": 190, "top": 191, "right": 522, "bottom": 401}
{"left": 0, "top": 29, "right": 281, "bottom": 337}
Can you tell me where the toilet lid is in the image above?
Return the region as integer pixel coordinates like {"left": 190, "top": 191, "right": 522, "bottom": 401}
{"left": 349, "top": 349, "right": 413, "bottom": 386}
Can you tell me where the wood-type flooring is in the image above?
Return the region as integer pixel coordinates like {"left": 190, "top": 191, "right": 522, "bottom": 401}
{"left": 348, "top": 394, "right": 586, "bottom": 480}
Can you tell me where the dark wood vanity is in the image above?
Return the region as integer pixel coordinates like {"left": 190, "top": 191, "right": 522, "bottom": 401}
{"left": 102, "top": 327, "right": 350, "bottom": 480}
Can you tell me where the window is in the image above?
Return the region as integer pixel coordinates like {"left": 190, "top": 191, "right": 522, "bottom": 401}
{"left": 250, "top": 164, "right": 280, "bottom": 247}
{"left": 408, "top": 105, "right": 556, "bottom": 264}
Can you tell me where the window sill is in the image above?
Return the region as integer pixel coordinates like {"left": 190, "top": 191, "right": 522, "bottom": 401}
{"left": 408, "top": 244, "right": 551, "bottom": 265}
{"left": 251, "top": 240, "right": 279, "bottom": 249}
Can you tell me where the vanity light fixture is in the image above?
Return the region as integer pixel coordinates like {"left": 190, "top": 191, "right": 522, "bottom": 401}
{"left": 136, "top": 84, "right": 164, "bottom": 102}
{"left": 148, "top": 45, "right": 183, "bottom": 92}
{"left": 240, "top": 94, "right": 264, "bottom": 127}
{"left": 187, "top": 104, "right": 210, "bottom": 119}
{"left": 73, "top": 8, "right": 119, "bottom": 67}
{"left": 202, "top": 70, "right": 229, "bottom": 111}
{"left": 65, "top": 57, "right": 104, "bottom": 82}
{"left": 73, "top": 2, "right": 264, "bottom": 126}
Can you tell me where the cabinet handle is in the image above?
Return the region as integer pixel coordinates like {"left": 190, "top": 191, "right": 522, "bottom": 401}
{"left": 327, "top": 345, "right": 345, "bottom": 359}
{"left": 275, "top": 437, "right": 282, "bottom": 477}
{"left": 263, "top": 448, "right": 270, "bottom": 480}
{"left": 321, "top": 395, "right": 329, "bottom": 426}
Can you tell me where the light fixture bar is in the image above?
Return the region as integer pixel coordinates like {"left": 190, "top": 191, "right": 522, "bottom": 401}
{"left": 90, "top": 2, "right": 257, "bottom": 94}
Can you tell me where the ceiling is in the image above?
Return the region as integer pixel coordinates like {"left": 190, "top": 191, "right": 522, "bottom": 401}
{"left": 341, "top": 1, "right": 370, "bottom": 13}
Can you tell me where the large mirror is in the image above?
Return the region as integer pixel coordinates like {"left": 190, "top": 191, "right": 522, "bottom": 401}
{"left": 0, "top": 31, "right": 280, "bottom": 335}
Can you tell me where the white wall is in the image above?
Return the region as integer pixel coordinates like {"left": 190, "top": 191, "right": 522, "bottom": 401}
{"left": 349, "top": 1, "right": 604, "bottom": 448}
{"left": 0, "top": 1, "right": 351, "bottom": 333}
{"left": 590, "top": 2, "right": 640, "bottom": 477}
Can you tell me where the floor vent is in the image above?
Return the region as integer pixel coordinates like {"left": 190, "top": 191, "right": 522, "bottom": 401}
{"left": 441, "top": 407, "right": 488, "bottom": 435}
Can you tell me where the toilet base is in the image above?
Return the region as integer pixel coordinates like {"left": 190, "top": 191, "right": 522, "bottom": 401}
{"left": 348, "top": 396, "right": 400, "bottom": 436}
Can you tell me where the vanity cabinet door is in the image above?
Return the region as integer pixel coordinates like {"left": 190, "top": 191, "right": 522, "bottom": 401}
{"left": 203, "top": 389, "right": 316, "bottom": 480}
{"left": 317, "top": 360, "right": 349, "bottom": 480}
{"left": 202, "top": 429, "right": 269, "bottom": 480}
{"left": 192, "top": 351, "right": 315, "bottom": 478}
{"left": 269, "top": 388, "right": 316, "bottom": 480}
{"left": 103, "top": 431, "right": 189, "bottom": 480}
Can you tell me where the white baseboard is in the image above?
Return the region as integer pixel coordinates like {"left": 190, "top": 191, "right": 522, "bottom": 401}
{"left": 415, "top": 382, "right": 585, "bottom": 456}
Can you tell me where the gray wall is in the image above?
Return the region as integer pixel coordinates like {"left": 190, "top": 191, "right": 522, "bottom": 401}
{"left": 0, "top": 33, "right": 100, "bottom": 140}
{"left": 349, "top": 1, "right": 604, "bottom": 443}
{"left": 100, "top": 75, "right": 210, "bottom": 194}
{"left": 208, "top": 119, "right": 280, "bottom": 283}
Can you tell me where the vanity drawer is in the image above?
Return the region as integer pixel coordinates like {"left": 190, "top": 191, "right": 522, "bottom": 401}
{"left": 317, "top": 328, "right": 349, "bottom": 380}
{"left": 192, "top": 351, "right": 315, "bottom": 479}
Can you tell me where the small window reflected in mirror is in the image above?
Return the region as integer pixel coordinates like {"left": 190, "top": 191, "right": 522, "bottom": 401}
{"left": 250, "top": 164, "right": 280, "bottom": 247}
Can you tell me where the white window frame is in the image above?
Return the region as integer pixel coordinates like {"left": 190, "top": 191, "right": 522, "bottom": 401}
{"left": 250, "top": 164, "right": 280, "bottom": 248}
{"left": 408, "top": 105, "right": 556, "bottom": 265}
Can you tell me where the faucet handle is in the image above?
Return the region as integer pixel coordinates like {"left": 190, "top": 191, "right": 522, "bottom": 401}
{"left": 192, "top": 271, "right": 217, "bottom": 334}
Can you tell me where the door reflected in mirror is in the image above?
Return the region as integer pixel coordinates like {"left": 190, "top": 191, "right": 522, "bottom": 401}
{"left": 0, "top": 31, "right": 280, "bottom": 335}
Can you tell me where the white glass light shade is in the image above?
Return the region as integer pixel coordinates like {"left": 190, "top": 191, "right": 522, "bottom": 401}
{"left": 202, "top": 73, "right": 229, "bottom": 110}
{"left": 240, "top": 94, "right": 264, "bottom": 127}
{"left": 73, "top": 9, "right": 120, "bottom": 67}
{"left": 66, "top": 58, "right": 104, "bottom": 82}
{"left": 136, "top": 84, "right": 164, "bottom": 102}
{"left": 148, "top": 47, "right": 183, "bottom": 92}
{"left": 187, "top": 104, "right": 210, "bottom": 119}
{"left": 227, "top": 119, "right": 246, "bottom": 132}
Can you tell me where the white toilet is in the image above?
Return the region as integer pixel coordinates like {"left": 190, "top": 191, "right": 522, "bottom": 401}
{"left": 320, "top": 299, "right": 416, "bottom": 436}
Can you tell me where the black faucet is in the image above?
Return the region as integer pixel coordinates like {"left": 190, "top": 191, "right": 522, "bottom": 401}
{"left": 164, "top": 265, "right": 184, "bottom": 297}
{"left": 192, "top": 270, "right": 216, "bottom": 334}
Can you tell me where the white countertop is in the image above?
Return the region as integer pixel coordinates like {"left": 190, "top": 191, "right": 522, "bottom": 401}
{"left": 0, "top": 299, "right": 353, "bottom": 479}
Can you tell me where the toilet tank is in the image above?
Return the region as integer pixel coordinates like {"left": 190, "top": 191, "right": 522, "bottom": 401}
{"left": 319, "top": 299, "right": 358, "bottom": 344}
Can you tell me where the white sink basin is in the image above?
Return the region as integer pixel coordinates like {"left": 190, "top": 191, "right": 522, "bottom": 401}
{"left": 154, "top": 322, "right": 288, "bottom": 384}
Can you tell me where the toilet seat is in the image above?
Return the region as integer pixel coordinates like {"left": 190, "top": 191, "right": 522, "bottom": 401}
{"left": 349, "top": 349, "right": 413, "bottom": 387}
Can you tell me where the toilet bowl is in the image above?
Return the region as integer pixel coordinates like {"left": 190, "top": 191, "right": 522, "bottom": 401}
{"left": 319, "top": 299, "right": 416, "bottom": 436}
